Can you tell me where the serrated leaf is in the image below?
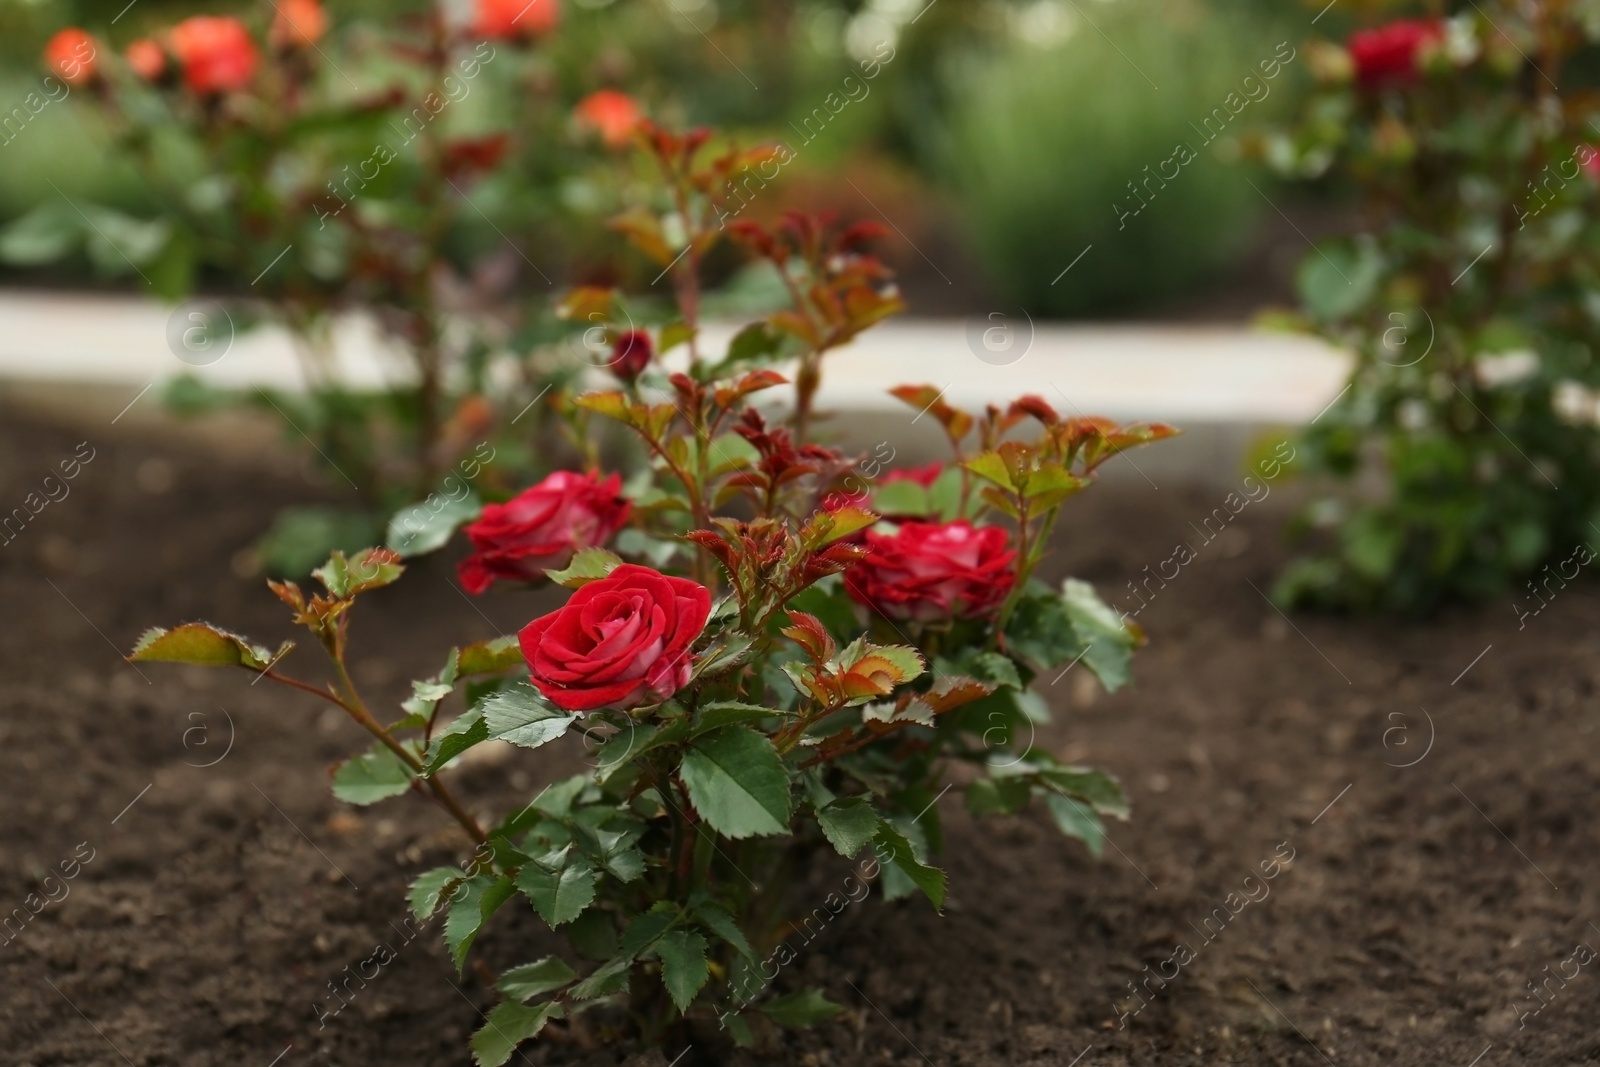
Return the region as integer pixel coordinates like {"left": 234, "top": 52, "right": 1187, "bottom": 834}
{"left": 459, "top": 635, "right": 523, "bottom": 676}
{"left": 409, "top": 867, "right": 465, "bottom": 921}
{"left": 873, "top": 824, "right": 946, "bottom": 910}
{"left": 679, "top": 727, "right": 793, "bottom": 839}
{"left": 497, "top": 957, "right": 578, "bottom": 1002}
{"left": 1043, "top": 790, "right": 1106, "bottom": 856}
{"left": 759, "top": 988, "right": 845, "bottom": 1028}
{"left": 966, "top": 777, "right": 1030, "bottom": 817}
{"left": 516, "top": 853, "right": 598, "bottom": 927}
{"left": 446, "top": 875, "right": 516, "bottom": 972}
{"left": 620, "top": 908, "right": 677, "bottom": 959}
{"left": 482, "top": 685, "right": 577, "bottom": 749}
{"left": 693, "top": 702, "right": 783, "bottom": 735}
{"left": 1062, "top": 578, "right": 1140, "bottom": 692}
{"left": 569, "top": 956, "right": 631, "bottom": 1000}
{"left": 817, "top": 797, "right": 882, "bottom": 858}
{"left": 692, "top": 901, "right": 757, "bottom": 962}
{"left": 424, "top": 706, "right": 488, "bottom": 774}
{"left": 331, "top": 745, "right": 414, "bottom": 805}
{"left": 545, "top": 547, "right": 623, "bottom": 588}
{"left": 656, "top": 929, "right": 709, "bottom": 1012}
{"left": 1039, "top": 766, "right": 1130, "bottom": 819}
{"left": 315, "top": 547, "right": 404, "bottom": 598}
{"left": 470, "top": 1000, "right": 564, "bottom": 1067}
{"left": 387, "top": 496, "right": 481, "bottom": 557}
{"left": 964, "top": 451, "right": 1016, "bottom": 491}
{"left": 129, "top": 623, "right": 286, "bottom": 671}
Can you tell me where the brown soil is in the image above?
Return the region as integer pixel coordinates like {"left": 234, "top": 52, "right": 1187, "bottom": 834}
{"left": 3, "top": 405, "right": 1598, "bottom": 1067}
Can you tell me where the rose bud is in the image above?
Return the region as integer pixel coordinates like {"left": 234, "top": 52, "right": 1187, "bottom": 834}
{"left": 845, "top": 520, "right": 1016, "bottom": 622}
{"left": 44, "top": 28, "right": 98, "bottom": 86}
{"left": 610, "top": 329, "right": 653, "bottom": 382}
{"left": 170, "top": 16, "right": 261, "bottom": 94}
{"left": 270, "top": 0, "right": 329, "bottom": 49}
{"left": 126, "top": 39, "right": 167, "bottom": 81}
{"left": 575, "top": 90, "right": 643, "bottom": 149}
{"left": 457, "top": 470, "right": 631, "bottom": 594}
{"left": 518, "top": 564, "right": 712, "bottom": 711}
{"left": 474, "top": 0, "right": 560, "bottom": 41}
{"left": 1348, "top": 19, "right": 1444, "bottom": 88}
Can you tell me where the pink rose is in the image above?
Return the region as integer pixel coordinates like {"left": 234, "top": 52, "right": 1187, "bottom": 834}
{"left": 458, "top": 470, "right": 630, "bottom": 594}
{"left": 518, "top": 565, "right": 712, "bottom": 711}
{"left": 845, "top": 520, "right": 1016, "bottom": 622}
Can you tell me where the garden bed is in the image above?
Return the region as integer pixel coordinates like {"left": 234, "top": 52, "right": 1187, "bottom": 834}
{"left": 3, "top": 404, "right": 1597, "bottom": 1067}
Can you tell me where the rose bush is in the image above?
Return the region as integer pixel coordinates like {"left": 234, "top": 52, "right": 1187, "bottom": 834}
{"left": 1262, "top": 2, "right": 1600, "bottom": 613}
{"left": 128, "top": 118, "right": 1176, "bottom": 1062}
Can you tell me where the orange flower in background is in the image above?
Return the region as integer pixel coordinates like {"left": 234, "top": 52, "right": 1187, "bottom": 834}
{"left": 125, "top": 39, "right": 166, "bottom": 81}
{"left": 170, "top": 16, "right": 261, "bottom": 94}
{"left": 575, "top": 90, "right": 642, "bottom": 149}
{"left": 474, "top": 0, "right": 560, "bottom": 40}
{"left": 44, "top": 28, "right": 98, "bottom": 86}
{"left": 270, "top": 0, "right": 328, "bottom": 49}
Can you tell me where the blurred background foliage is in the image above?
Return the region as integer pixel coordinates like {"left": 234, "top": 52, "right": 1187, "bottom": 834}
{"left": 0, "top": 0, "right": 1304, "bottom": 317}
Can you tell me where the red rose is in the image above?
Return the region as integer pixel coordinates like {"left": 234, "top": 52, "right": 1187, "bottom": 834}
{"left": 44, "top": 29, "right": 98, "bottom": 86}
{"left": 845, "top": 520, "right": 1016, "bottom": 622}
{"left": 126, "top": 39, "right": 166, "bottom": 81}
{"left": 1348, "top": 19, "right": 1443, "bottom": 87}
{"left": 458, "top": 470, "right": 630, "bottom": 594}
{"left": 575, "top": 90, "right": 643, "bottom": 149}
{"left": 518, "top": 564, "right": 712, "bottom": 711}
{"left": 880, "top": 462, "right": 942, "bottom": 489}
{"left": 270, "top": 0, "right": 328, "bottom": 49}
{"left": 474, "top": 0, "right": 560, "bottom": 40}
{"left": 610, "top": 329, "right": 653, "bottom": 382}
{"left": 170, "top": 17, "right": 260, "bottom": 94}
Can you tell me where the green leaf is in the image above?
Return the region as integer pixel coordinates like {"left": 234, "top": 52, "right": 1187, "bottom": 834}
{"left": 1043, "top": 790, "right": 1106, "bottom": 856}
{"left": 691, "top": 901, "right": 758, "bottom": 963}
{"left": 424, "top": 706, "right": 488, "bottom": 774}
{"left": 871, "top": 479, "right": 930, "bottom": 518}
{"left": 759, "top": 988, "right": 846, "bottom": 1028}
{"left": 545, "top": 548, "right": 623, "bottom": 588}
{"left": 0, "top": 203, "right": 80, "bottom": 265}
{"left": 409, "top": 867, "right": 464, "bottom": 921}
{"left": 1039, "top": 766, "right": 1130, "bottom": 819}
{"left": 331, "top": 745, "right": 414, "bottom": 805}
{"left": 873, "top": 824, "right": 946, "bottom": 910}
{"left": 659, "top": 320, "right": 697, "bottom": 354}
{"left": 470, "top": 1000, "right": 564, "bottom": 1067}
{"left": 817, "top": 797, "right": 882, "bottom": 858}
{"left": 966, "top": 777, "right": 1030, "bottom": 817}
{"left": 497, "top": 957, "right": 578, "bottom": 1002}
{"left": 459, "top": 635, "right": 523, "bottom": 676}
{"left": 679, "top": 727, "right": 793, "bottom": 839}
{"left": 402, "top": 649, "right": 460, "bottom": 720}
{"left": 314, "top": 546, "right": 405, "bottom": 598}
{"left": 446, "top": 875, "right": 516, "bottom": 972}
{"left": 129, "top": 623, "right": 287, "bottom": 671}
{"left": 1062, "top": 579, "right": 1139, "bottom": 692}
{"left": 693, "top": 702, "right": 783, "bottom": 735}
{"left": 656, "top": 929, "right": 709, "bottom": 1013}
{"left": 482, "top": 685, "right": 577, "bottom": 749}
{"left": 516, "top": 852, "right": 598, "bottom": 927}
{"left": 1296, "top": 238, "right": 1382, "bottom": 322}
{"left": 620, "top": 907, "right": 677, "bottom": 959}
{"left": 569, "top": 956, "right": 631, "bottom": 1000}
{"left": 964, "top": 451, "right": 1016, "bottom": 491}
{"left": 387, "top": 495, "right": 482, "bottom": 557}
